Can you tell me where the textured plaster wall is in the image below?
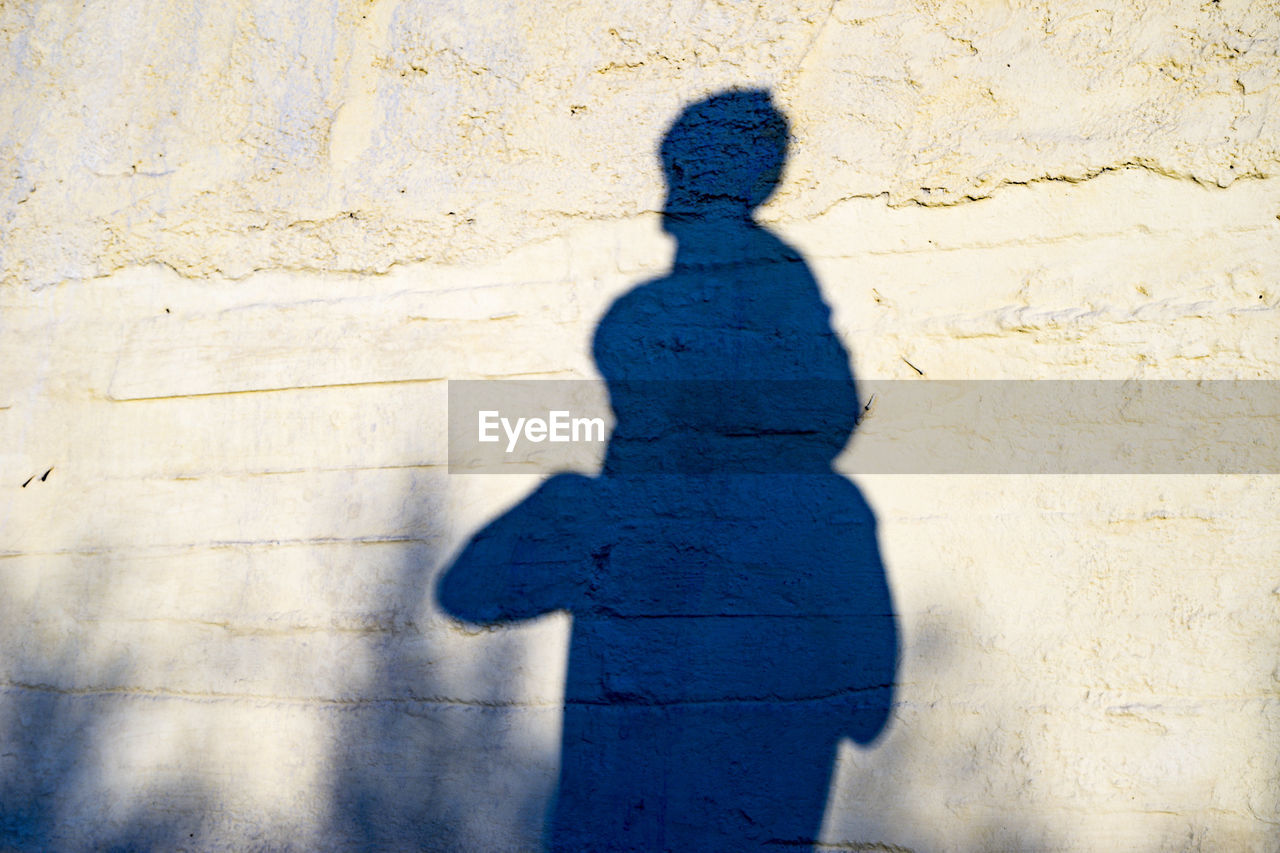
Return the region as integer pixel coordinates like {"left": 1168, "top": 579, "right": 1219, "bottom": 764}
{"left": 2, "top": 1, "right": 1279, "bottom": 850}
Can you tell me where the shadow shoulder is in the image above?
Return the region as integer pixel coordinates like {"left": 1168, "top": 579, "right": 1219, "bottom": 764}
{"left": 805, "top": 473, "right": 880, "bottom": 525}
{"left": 477, "top": 472, "right": 599, "bottom": 530}
{"left": 528, "top": 470, "right": 598, "bottom": 502}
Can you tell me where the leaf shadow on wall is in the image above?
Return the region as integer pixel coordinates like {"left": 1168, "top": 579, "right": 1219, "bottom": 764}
{"left": 438, "top": 89, "right": 900, "bottom": 851}
{"left": 326, "top": 515, "right": 555, "bottom": 851}
{"left": 0, "top": 553, "right": 211, "bottom": 851}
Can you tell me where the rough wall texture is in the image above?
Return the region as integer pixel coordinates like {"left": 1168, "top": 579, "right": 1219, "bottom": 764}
{"left": 2, "top": 1, "right": 1279, "bottom": 850}
{"left": 4, "top": 0, "right": 1278, "bottom": 286}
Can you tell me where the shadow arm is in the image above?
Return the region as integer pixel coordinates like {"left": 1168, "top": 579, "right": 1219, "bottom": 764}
{"left": 436, "top": 474, "right": 592, "bottom": 625}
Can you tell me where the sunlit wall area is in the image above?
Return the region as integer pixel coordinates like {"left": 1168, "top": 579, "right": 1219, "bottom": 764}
{"left": 2, "top": 2, "right": 1278, "bottom": 850}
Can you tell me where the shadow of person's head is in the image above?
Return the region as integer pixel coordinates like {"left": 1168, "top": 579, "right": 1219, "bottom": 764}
{"left": 660, "top": 89, "right": 789, "bottom": 234}
{"left": 591, "top": 88, "right": 859, "bottom": 474}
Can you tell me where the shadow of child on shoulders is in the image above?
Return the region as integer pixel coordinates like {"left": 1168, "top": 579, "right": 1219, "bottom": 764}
{"left": 439, "top": 89, "right": 898, "bottom": 852}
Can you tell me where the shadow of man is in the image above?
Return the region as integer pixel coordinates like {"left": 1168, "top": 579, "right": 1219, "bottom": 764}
{"left": 439, "top": 89, "right": 898, "bottom": 852}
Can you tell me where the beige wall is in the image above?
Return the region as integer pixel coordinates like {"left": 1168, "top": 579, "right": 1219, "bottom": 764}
{"left": 2, "top": 1, "right": 1279, "bottom": 849}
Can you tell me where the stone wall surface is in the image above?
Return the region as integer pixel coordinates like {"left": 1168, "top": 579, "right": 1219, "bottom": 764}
{"left": 2, "top": 1, "right": 1280, "bottom": 850}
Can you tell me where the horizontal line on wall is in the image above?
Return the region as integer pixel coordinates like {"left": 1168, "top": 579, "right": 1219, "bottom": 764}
{"left": 0, "top": 681, "right": 896, "bottom": 710}
{"left": 0, "top": 535, "right": 443, "bottom": 560}
{"left": 107, "top": 376, "right": 449, "bottom": 402}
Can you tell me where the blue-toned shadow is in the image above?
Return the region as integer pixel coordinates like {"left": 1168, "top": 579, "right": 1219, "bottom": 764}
{"left": 439, "top": 89, "right": 898, "bottom": 852}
